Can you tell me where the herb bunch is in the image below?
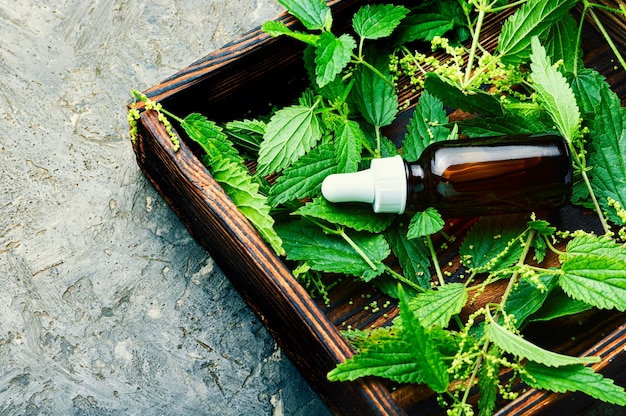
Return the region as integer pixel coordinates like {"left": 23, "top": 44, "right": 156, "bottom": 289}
{"left": 129, "top": 0, "right": 626, "bottom": 414}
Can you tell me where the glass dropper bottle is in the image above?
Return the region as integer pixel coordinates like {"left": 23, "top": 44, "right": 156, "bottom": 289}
{"left": 321, "top": 134, "right": 573, "bottom": 218}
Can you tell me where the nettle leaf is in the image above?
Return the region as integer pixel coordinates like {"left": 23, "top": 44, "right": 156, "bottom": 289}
{"left": 459, "top": 112, "right": 547, "bottom": 138}
{"left": 211, "top": 157, "right": 284, "bottom": 256}
{"left": 407, "top": 208, "right": 445, "bottom": 239}
{"left": 498, "top": 0, "right": 577, "bottom": 64}
{"left": 278, "top": 0, "right": 331, "bottom": 31}
{"left": 351, "top": 51, "right": 398, "bottom": 127}
{"left": 408, "top": 283, "right": 468, "bottom": 328}
{"left": 276, "top": 220, "right": 389, "bottom": 280}
{"left": 352, "top": 4, "right": 409, "bottom": 40}
{"left": 393, "top": 3, "right": 458, "bottom": 44}
{"left": 529, "top": 286, "right": 592, "bottom": 322}
{"left": 485, "top": 318, "right": 599, "bottom": 367}
{"left": 327, "top": 337, "right": 424, "bottom": 384}
{"left": 569, "top": 68, "right": 606, "bottom": 120}
{"left": 588, "top": 80, "right": 626, "bottom": 225}
{"left": 295, "top": 197, "right": 394, "bottom": 233}
{"left": 180, "top": 113, "right": 283, "bottom": 256}
{"left": 478, "top": 345, "right": 501, "bottom": 416}
{"left": 522, "top": 362, "right": 626, "bottom": 406}
{"left": 335, "top": 119, "right": 364, "bottom": 173}
{"left": 505, "top": 274, "right": 558, "bottom": 327}
{"left": 385, "top": 223, "right": 432, "bottom": 290}
{"left": 257, "top": 102, "right": 322, "bottom": 176}
{"left": 315, "top": 32, "right": 356, "bottom": 88}
{"left": 543, "top": 13, "right": 582, "bottom": 75}
{"left": 566, "top": 234, "right": 626, "bottom": 261}
{"left": 398, "top": 285, "right": 449, "bottom": 393}
{"left": 262, "top": 20, "right": 319, "bottom": 45}
{"left": 559, "top": 254, "right": 626, "bottom": 311}
{"left": 402, "top": 90, "right": 450, "bottom": 162}
{"left": 459, "top": 215, "right": 527, "bottom": 273}
{"left": 268, "top": 143, "right": 337, "bottom": 206}
{"left": 529, "top": 37, "right": 581, "bottom": 143}
{"left": 181, "top": 113, "right": 243, "bottom": 164}
{"left": 424, "top": 73, "right": 503, "bottom": 116}
{"left": 224, "top": 119, "right": 266, "bottom": 153}
{"left": 528, "top": 218, "right": 556, "bottom": 236}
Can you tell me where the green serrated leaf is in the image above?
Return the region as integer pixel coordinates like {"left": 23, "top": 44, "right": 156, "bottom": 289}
{"left": 268, "top": 143, "right": 337, "bottom": 206}
{"left": 505, "top": 274, "right": 558, "bottom": 327}
{"left": 528, "top": 218, "right": 556, "bottom": 236}
{"left": 424, "top": 73, "right": 503, "bottom": 116}
{"left": 327, "top": 337, "right": 424, "bottom": 384}
{"left": 569, "top": 68, "right": 606, "bottom": 120}
{"left": 351, "top": 51, "right": 397, "bottom": 127}
{"left": 262, "top": 20, "right": 319, "bottom": 44}
{"left": 315, "top": 32, "right": 356, "bottom": 88}
{"left": 559, "top": 254, "right": 626, "bottom": 311}
{"left": 408, "top": 283, "right": 468, "bottom": 328}
{"left": 278, "top": 0, "right": 331, "bottom": 31}
{"left": 352, "top": 4, "right": 409, "bottom": 40}
{"left": 276, "top": 220, "right": 389, "bottom": 280}
{"left": 522, "top": 362, "right": 626, "bottom": 406}
{"left": 529, "top": 37, "right": 581, "bottom": 143}
{"left": 588, "top": 79, "right": 626, "bottom": 225}
{"left": 478, "top": 345, "right": 501, "bottom": 416}
{"left": 498, "top": 0, "right": 578, "bottom": 64}
{"left": 394, "top": 11, "right": 455, "bottom": 44}
{"left": 485, "top": 317, "right": 599, "bottom": 367}
{"left": 402, "top": 90, "right": 450, "bottom": 162}
{"left": 211, "top": 157, "right": 284, "bottom": 256}
{"left": 397, "top": 285, "right": 449, "bottom": 393}
{"left": 566, "top": 234, "right": 626, "bottom": 262}
{"left": 385, "top": 223, "right": 432, "bottom": 290}
{"left": 224, "top": 118, "right": 266, "bottom": 154}
{"left": 335, "top": 119, "right": 364, "bottom": 173}
{"left": 459, "top": 215, "right": 527, "bottom": 273}
{"left": 458, "top": 112, "right": 547, "bottom": 138}
{"left": 257, "top": 102, "right": 322, "bottom": 176}
{"left": 407, "top": 208, "right": 445, "bottom": 239}
{"left": 295, "top": 197, "right": 394, "bottom": 233}
{"left": 181, "top": 113, "right": 242, "bottom": 164}
{"left": 529, "top": 286, "right": 592, "bottom": 322}
{"left": 179, "top": 113, "right": 282, "bottom": 255}
{"left": 543, "top": 13, "right": 583, "bottom": 75}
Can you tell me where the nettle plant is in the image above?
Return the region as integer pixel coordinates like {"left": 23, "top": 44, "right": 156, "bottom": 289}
{"left": 129, "top": 0, "right": 626, "bottom": 414}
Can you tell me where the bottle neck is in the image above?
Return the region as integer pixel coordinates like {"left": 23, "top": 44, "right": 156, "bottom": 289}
{"left": 406, "top": 161, "right": 426, "bottom": 211}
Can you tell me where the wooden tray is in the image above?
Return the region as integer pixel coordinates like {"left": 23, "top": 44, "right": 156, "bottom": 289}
{"left": 130, "top": 1, "right": 626, "bottom": 414}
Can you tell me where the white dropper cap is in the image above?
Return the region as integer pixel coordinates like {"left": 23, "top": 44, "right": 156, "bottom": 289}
{"left": 321, "top": 155, "right": 407, "bottom": 214}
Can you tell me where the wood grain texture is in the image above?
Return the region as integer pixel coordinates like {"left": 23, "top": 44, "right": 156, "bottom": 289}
{"left": 131, "top": 1, "right": 626, "bottom": 414}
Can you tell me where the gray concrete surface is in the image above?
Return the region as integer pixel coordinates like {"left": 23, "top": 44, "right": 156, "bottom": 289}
{"left": 0, "top": 1, "right": 331, "bottom": 414}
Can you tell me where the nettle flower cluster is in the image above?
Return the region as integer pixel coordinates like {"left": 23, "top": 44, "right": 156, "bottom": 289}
{"left": 390, "top": 35, "right": 525, "bottom": 108}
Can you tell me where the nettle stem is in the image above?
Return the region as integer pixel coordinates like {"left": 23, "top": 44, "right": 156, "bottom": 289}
{"left": 338, "top": 229, "right": 379, "bottom": 272}
{"left": 499, "top": 229, "right": 536, "bottom": 307}
{"left": 426, "top": 235, "right": 446, "bottom": 286}
{"left": 355, "top": 56, "right": 396, "bottom": 89}
{"left": 587, "top": 3, "right": 626, "bottom": 73}
{"left": 569, "top": 143, "right": 612, "bottom": 235}
{"left": 464, "top": 6, "right": 486, "bottom": 87}
{"left": 385, "top": 266, "right": 425, "bottom": 293}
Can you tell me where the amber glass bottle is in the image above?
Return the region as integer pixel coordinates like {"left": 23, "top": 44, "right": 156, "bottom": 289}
{"left": 321, "top": 135, "right": 573, "bottom": 217}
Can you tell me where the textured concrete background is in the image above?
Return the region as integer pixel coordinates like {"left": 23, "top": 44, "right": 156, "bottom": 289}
{"left": 0, "top": 1, "right": 331, "bottom": 414}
